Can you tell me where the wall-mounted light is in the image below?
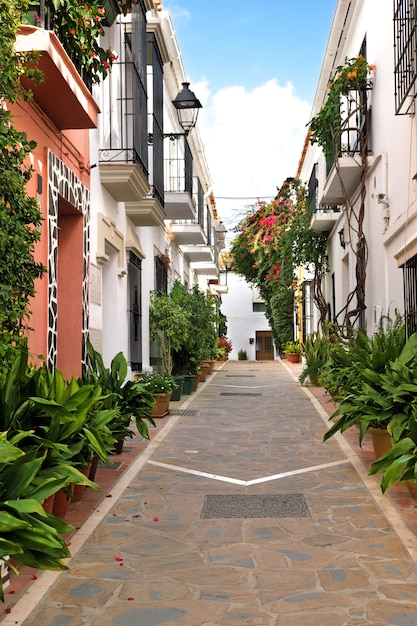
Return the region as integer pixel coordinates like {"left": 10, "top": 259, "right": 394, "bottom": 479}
{"left": 338, "top": 227, "right": 346, "bottom": 249}
{"left": 148, "top": 82, "right": 202, "bottom": 144}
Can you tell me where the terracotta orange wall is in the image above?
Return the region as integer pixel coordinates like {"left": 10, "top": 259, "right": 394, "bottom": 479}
{"left": 57, "top": 212, "right": 84, "bottom": 379}
{"left": 9, "top": 99, "right": 90, "bottom": 375}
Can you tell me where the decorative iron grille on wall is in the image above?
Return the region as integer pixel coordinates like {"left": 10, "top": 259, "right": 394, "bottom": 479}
{"left": 403, "top": 253, "right": 417, "bottom": 336}
{"left": 394, "top": 0, "right": 417, "bottom": 114}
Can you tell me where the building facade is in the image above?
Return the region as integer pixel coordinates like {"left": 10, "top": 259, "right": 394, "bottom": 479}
{"left": 220, "top": 271, "right": 276, "bottom": 361}
{"left": 299, "top": 0, "right": 417, "bottom": 336}
{"left": 14, "top": 0, "right": 224, "bottom": 379}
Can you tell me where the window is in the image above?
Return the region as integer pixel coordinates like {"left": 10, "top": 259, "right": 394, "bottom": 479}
{"left": 128, "top": 253, "right": 142, "bottom": 371}
{"left": 253, "top": 302, "right": 266, "bottom": 313}
{"left": 402, "top": 253, "right": 417, "bottom": 336}
{"left": 155, "top": 256, "right": 168, "bottom": 294}
{"left": 394, "top": 0, "right": 417, "bottom": 114}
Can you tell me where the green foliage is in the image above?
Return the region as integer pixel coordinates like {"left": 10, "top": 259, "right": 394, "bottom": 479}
{"left": 171, "top": 282, "right": 220, "bottom": 373}
{"left": 299, "top": 332, "right": 330, "bottom": 385}
{"left": 84, "top": 341, "right": 155, "bottom": 443}
{"left": 237, "top": 350, "right": 247, "bottom": 360}
{"left": 230, "top": 179, "right": 328, "bottom": 350}
{"left": 322, "top": 318, "right": 409, "bottom": 445}
{"left": 149, "top": 286, "right": 192, "bottom": 376}
{"left": 0, "top": 432, "right": 76, "bottom": 601}
{"left": 136, "top": 372, "right": 178, "bottom": 395}
{"left": 24, "top": 0, "right": 118, "bottom": 84}
{"left": 0, "top": 0, "right": 48, "bottom": 381}
{"left": 284, "top": 341, "right": 301, "bottom": 354}
{"left": 309, "top": 56, "right": 375, "bottom": 162}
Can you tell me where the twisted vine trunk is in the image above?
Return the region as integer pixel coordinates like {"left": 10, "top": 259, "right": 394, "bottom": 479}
{"left": 335, "top": 87, "right": 369, "bottom": 332}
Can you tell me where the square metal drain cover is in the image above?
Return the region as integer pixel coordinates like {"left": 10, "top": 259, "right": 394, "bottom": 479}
{"left": 201, "top": 494, "right": 310, "bottom": 519}
{"left": 169, "top": 409, "right": 199, "bottom": 416}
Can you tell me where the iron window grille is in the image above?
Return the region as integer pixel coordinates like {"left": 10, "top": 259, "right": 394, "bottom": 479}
{"left": 98, "top": 8, "right": 148, "bottom": 178}
{"left": 394, "top": 0, "right": 417, "bottom": 115}
{"left": 403, "top": 253, "right": 417, "bottom": 337}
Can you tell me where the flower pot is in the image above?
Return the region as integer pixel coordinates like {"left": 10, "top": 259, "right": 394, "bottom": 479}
{"left": 369, "top": 427, "right": 392, "bottom": 459}
{"left": 72, "top": 464, "right": 92, "bottom": 502}
{"left": 198, "top": 365, "right": 209, "bottom": 383}
{"left": 52, "top": 489, "right": 71, "bottom": 519}
{"left": 192, "top": 374, "right": 200, "bottom": 392}
{"left": 89, "top": 455, "right": 100, "bottom": 482}
{"left": 182, "top": 374, "right": 197, "bottom": 395}
{"left": 171, "top": 376, "right": 184, "bottom": 401}
{"left": 286, "top": 353, "right": 301, "bottom": 363}
{"left": 151, "top": 392, "right": 171, "bottom": 418}
{"left": 42, "top": 493, "right": 56, "bottom": 514}
{"left": 201, "top": 360, "right": 215, "bottom": 375}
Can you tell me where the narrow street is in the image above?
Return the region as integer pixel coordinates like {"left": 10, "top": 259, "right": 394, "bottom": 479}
{"left": 5, "top": 360, "right": 417, "bottom": 626}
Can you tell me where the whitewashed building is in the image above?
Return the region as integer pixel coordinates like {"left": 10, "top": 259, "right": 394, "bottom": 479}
{"left": 299, "top": 0, "right": 417, "bottom": 336}
{"left": 88, "top": 1, "right": 224, "bottom": 373}
{"left": 220, "top": 271, "right": 277, "bottom": 361}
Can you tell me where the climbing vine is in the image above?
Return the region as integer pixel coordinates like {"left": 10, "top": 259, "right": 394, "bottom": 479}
{"left": 0, "top": 0, "right": 46, "bottom": 376}
{"left": 309, "top": 56, "right": 375, "bottom": 332}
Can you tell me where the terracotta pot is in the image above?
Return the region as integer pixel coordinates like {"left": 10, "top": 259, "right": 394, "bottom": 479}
{"left": 192, "top": 375, "right": 200, "bottom": 392}
{"left": 73, "top": 464, "right": 92, "bottom": 502}
{"left": 286, "top": 353, "right": 301, "bottom": 363}
{"left": 369, "top": 427, "right": 392, "bottom": 459}
{"left": 52, "top": 489, "right": 71, "bottom": 519}
{"left": 201, "top": 360, "right": 215, "bottom": 375}
{"left": 89, "top": 455, "right": 99, "bottom": 482}
{"left": 406, "top": 480, "right": 417, "bottom": 499}
{"left": 198, "top": 365, "right": 209, "bottom": 383}
{"left": 151, "top": 392, "right": 171, "bottom": 418}
{"left": 42, "top": 493, "right": 55, "bottom": 514}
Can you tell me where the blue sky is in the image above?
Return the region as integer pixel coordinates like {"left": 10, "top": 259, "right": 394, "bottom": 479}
{"left": 164, "top": 1, "right": 336, "bottom": 102}
{"left": 162, "top": 1, "right": 337, "bottom": 232}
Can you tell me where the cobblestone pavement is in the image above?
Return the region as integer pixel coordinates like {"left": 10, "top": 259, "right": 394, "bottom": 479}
{"left": 5, "top": 360, "right": 417, "bottom": 626}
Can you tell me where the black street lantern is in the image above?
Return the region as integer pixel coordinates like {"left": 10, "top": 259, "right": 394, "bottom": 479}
{"left": 172, "top": 82, "right": 202, "bottom": 135}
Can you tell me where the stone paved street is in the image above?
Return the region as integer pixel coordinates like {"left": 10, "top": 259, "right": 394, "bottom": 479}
{"left": 4, "top": 360, "right": 417, "bottom": 625}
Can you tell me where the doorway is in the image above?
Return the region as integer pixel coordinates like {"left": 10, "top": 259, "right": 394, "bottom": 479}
{"left": 255, "top": 331, "right": 274, "bottom": 360}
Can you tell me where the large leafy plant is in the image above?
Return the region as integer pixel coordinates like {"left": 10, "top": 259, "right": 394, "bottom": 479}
{"left": 0, "top": 432, "right": 75, "bottom": 602}
{"left": 84, "top": 341, "right": 155, "bottom": 442}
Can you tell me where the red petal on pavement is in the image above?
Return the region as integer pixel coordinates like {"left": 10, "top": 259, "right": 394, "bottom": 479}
{"left": 127, "top": 597, "right": 134, "bottom": 601}
{"left": 31, "top": 575, "right": 38, "bottom": 580}
{"left": 153, "top": 517, "right": 159, "bottom": 522}
{"left": 115, "top": 557, "right": 123, "bottom": 561}
{"left": 106, "top": 494, "right": 112, "bottom": 498}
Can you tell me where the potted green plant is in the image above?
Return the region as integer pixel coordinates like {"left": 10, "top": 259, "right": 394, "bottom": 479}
{"left": 283, "top": 340, "right": 302, "bottom": 363}
{"left": 136, "top": 372, "right": 178, "bottom": 418}
{"left": 149, "top": 290, "right": 191, "bottom": 377}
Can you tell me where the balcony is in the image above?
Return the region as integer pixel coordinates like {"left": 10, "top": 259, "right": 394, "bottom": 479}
{"left": 320, "top": 156, "right": 373, "bottom": 205}
{"left": 16, "top": 26, "right": 99, "bottom": 130}
{"left": 180, "top": 245, "right": 214, "bottom": 263}
{"left": 321, "top": 89, "right": 372, "bottom": 205}
{"left": 164, "top": 137, "right": 195, "bottom": 219}
{"left": 310, "top": 207, "right": 341, "bottom": 233}
{"left": 125, "top": 194, "right": 166, "bottom": 228}
{"left": 171, "top": 223, "right": 206, "bottom": 245}
{"left": 98, "top": 22, "right": 150, "bottom": 205}
{"left": 191, "top": 261, "right": 219, "bottom": 277}
{"left": 99, "top": 163, "right": 150, "bottom": 204}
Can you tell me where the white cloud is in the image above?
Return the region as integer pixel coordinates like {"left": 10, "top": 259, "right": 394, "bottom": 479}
{"left": 194, "top": 79, "right": 311, "bottom": 231}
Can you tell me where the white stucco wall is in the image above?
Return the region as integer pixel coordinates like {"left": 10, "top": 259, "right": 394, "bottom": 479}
{"left": 220, "top": 272, "right": 277, "bottom": 360}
